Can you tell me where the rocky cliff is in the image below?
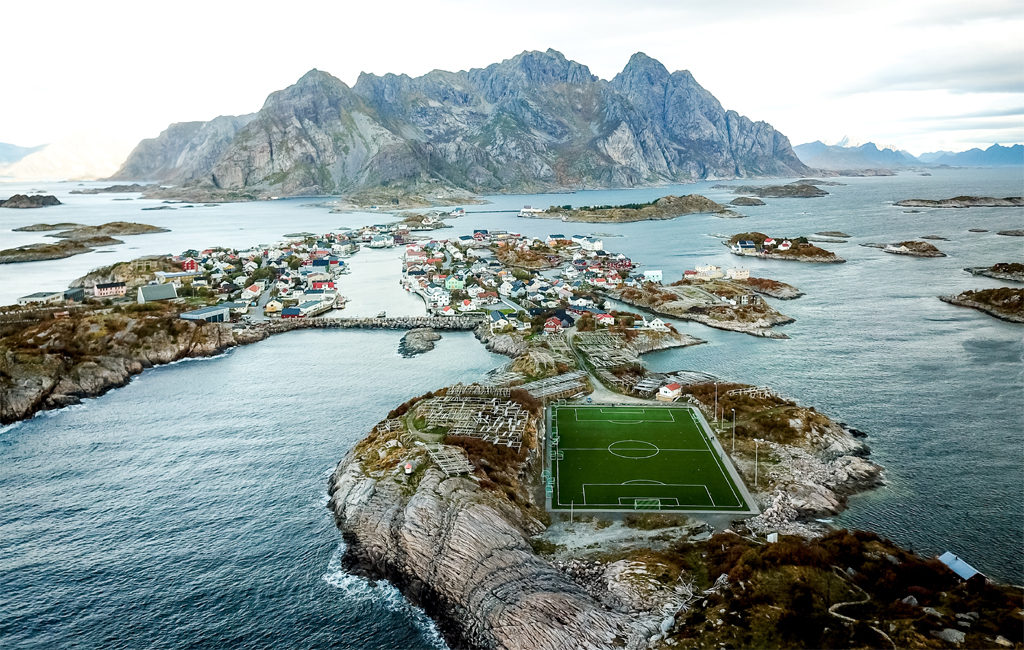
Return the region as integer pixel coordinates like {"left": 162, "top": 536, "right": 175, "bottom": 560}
{"left": 114, "top": 50, "right": 809, "bottom": 197}
{"left": 110, "top": 115, "right": 256, "bottom": 183}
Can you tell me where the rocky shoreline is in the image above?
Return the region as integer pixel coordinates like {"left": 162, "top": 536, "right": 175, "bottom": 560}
{"left": 529, "top": 194, "right": 732, "bottom": 223}
{"left": 0, "top": 194, "right": 62, "bottom": 208}
{"left": 965, "top": 263, "right": 1024, "bottom": 283}
{"left": 611, "top": 284, "right": 795, "bottom": 339}
{"left": 895, "top": 196, "right": 1023, "bottom": 208}
{"left": 0, "top": 310, "right": 267, "bottom": 425}
{"left": 939, "top": 289, "right": 1024, "bottom": 323}
{"left": 862, "top": 240, "right": 946, "bottom": 257}
{"left": 0, "top": 222, "right": 169, "bottom": 264}
{"left": 398, "top": 328, "right": 441, "bottom": 356}
{"left": 714, "top": 183, "right": 828, "bottom": 198}
{"left": 325, "top": 375, "right": 892, "bottom": 650}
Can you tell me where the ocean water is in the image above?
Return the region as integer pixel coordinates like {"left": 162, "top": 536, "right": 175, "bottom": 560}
{"left": 0, "top": 331, "right": 501, "bottom": 649}
{"left": 1, "top": 168, "right": 1022, "bottom": 648}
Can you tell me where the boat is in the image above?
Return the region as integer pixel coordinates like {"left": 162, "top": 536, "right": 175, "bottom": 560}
{"left": 376, "top": 311, "right": 387, "bottom": 318}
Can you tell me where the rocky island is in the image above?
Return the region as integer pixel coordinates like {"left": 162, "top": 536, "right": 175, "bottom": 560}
{"left": 895, "top": 196, "right": 1023, "bottom": 208}
{"left": 69, "top": 183, "right": 157, "bottom": 195}
{"left": 729, "top": 196, "right": 765, "bottom": 206}
{"left": 327, "top": 366, "right": 1022, "bottom": 649}
{"left": 611, "top": 278, "right": 796, "bottom": 338}
{"left": 939, "top": 288, "right": 1024, "bottom": 323}
{"left": 0, "top": 222, "right": 169, "bottom": 264}
{"left": 727, "top": 232, "right": 845, "bottom": 263}
{"left": 714, "top": 183, "right": 828, "bottom": 198}
{"left": 0, "top": 194, "right": 62, "bottom": 208}
{"left": 965, "top": 263, "right": 1024, "bottom": 283}
{"left": 533, "top": 195, "right": 731, "bottom": 223}
{"left": 398, "top": 328, "right": 441, "bottom": 356}
{"left": 862, "top": 240, "right": 946, "bottom": 257}
{"left": 744, "top": 276, "right": 804, "bottom": 299}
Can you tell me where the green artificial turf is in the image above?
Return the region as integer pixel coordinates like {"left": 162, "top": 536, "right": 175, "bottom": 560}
{"left": 550, "top": 405, "right": 752, "bottom": 512}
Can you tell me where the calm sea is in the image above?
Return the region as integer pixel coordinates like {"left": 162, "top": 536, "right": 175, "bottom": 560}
{"left": 1, "top": 168, "right": 1022, "bottom": 648}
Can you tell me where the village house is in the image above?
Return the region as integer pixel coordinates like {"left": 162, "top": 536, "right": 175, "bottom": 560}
{"left": 725, "top": 267, "right": 750, "bottom": 280}
{"left": 543, "top": 316, "right": 563, "bottom": 334}
{"left": 17, "top": 291, "right": 64, "bottom": 306}
{"left": 642, "top": 270, "right": 663, "bottom": 283}
{"left": 94, "top": 282, "right": 127, "bottom": 298}
{"left": 138, "top": 284, "right": 178, "bottom": 304}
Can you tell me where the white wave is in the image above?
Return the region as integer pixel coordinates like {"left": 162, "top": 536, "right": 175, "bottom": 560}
{"left": 322, "top": 543, "right": 448, "bottom": 649}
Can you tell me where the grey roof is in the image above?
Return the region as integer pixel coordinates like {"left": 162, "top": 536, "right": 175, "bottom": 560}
{"left": 138, "top": 284, "right": 178, "bottom": 301}
{"left": 182, "top": 305, "right": 230, "bottom": 317}
{"left": 937, "top": 552, "right": 981, "bottom": 580}
{"left": 19, "top": 291, "right": 62, "bottom": 299}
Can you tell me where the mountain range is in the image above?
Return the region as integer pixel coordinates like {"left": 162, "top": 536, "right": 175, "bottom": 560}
{"left": 917, "top": 144, "right": 1024, "bottom": 167}
{"left": 795, "top": 141, "right": 1023, "bottom": 170}
{"left": 111, "top": 50, "right": 810, "bottom": 197}
{"left": 0, "top": 142, "right": 45, "bottom": 166}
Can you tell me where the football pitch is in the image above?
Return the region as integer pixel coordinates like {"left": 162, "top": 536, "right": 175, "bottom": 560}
{"left": 547, "top": 404, "right": 757, "bottom": 514}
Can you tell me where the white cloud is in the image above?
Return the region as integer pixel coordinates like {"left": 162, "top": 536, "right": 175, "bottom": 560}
{"left": 0, "top": 0, "right": 1020, "bottom": 158}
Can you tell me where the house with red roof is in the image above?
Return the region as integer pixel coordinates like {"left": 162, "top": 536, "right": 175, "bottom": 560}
{"left": 657, "top": 382, "right": 682, "bottom": 402}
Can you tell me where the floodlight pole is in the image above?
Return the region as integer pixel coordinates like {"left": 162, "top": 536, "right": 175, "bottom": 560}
{"left": 754, "top": 439, "right": 761, "bottom": 488}
{"left": 570, "top": 500, "right": 574, "bottom": 523}
{"left": 731, "top": 409, "right": 736, "bottom": 454}
{"left": 714, "top": 382, "right": 718, "bottom": 425}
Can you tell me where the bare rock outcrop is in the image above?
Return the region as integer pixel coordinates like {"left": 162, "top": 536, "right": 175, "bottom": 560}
{"left": 328, "top": 460, "right": 650, "bottom": 650}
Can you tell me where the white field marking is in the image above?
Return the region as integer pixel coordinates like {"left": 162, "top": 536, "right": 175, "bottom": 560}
{"left": 623, "top": 479, "right": 666, "bottom": 485}
{"left": 558, "top": 447, "right": 714, "bottom": 453}
{"left": 704, "top": 485, "right": 715, "bottom": 507}
{"left": 607, "top": 439, "right": 659, "bottom": 459}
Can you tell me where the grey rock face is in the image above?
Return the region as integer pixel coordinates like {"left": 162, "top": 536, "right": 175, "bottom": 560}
{"left": 328, "top": 461, "right": 647, "bottom": 650}
{"left": 111, "top": 114, "right": 256, "bottom": 183}
{"left": 115, "top": 50, "right": 809, "bottom": 195}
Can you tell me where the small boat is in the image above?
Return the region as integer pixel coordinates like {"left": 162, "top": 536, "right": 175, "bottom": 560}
{"left": 376, "top": 311, "right": 387, "bottom": 318}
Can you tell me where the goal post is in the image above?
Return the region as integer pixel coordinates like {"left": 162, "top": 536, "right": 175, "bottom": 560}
{"left": 633, "top": 498, "right": 662, "bottom": 511}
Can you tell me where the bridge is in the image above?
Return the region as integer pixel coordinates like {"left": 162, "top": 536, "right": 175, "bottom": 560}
{"left": 262, "top": 314, "right": 485, "bottom": 333}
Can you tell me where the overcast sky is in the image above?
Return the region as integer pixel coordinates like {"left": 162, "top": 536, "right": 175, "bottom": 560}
{"left": 2, "top": 0, "right": 1021, "bottom": 158}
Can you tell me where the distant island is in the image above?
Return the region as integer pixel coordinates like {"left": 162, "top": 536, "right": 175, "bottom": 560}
{"left": 0, "top": 194, "right": 62, "bottom": 209}
{"left": 965, "top": 263, "right": 1024, "bottom": 283}
{"left": 940, "top": 288, "right": 1024, "bottom": 323}
{"left": 729, "top": 196, "right": 765, "bottom": 206}
{"left": 727, "top": 232, "right": 845, "bottom": 263}
{"left": 0, "top": 222, "right": 168, "bottom": 264}
{"left": 895, "top": 196, "right": 1023, "bottom": 208}
{"left": 713, "top": 182, "right": 828, "bottom": 198}
{"left": 532, "top": 195, "right": 730, "bottom": 223}
{"left": 69, "top": 183, "right": 157, "bottom": 195}
{"left": 862, "top": 240, "right": 946, "bottom": 258}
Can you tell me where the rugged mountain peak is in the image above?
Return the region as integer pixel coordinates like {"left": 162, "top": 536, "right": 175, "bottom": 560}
{"left": 114, "top": 50, "right": 810, "bottom": 192}
{"left": 617, "top": 51, "right": 671, "bottom": 84}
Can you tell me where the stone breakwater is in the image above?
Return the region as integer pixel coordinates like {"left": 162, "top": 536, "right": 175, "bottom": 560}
{"left": 263, "top": 315, "right": 484, "bottom": 333}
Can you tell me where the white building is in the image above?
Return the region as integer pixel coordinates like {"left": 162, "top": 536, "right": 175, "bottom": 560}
{"left": 725, "top": 267, "right": 750, "bottom": 280}
{"left": 642, "top": 270, "right": 663, "bottom": 283}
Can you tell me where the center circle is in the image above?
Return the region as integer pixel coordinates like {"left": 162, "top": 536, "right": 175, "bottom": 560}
{"left": 607, "top": 440, "right": 659, "bottom": 459}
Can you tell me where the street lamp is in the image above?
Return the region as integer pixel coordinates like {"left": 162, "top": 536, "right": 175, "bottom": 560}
{"left": 754, "top": 438, "right": 764, "bottom": 488}
{"left": 731, "top": 408, "right": 736, "bottom": 455}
